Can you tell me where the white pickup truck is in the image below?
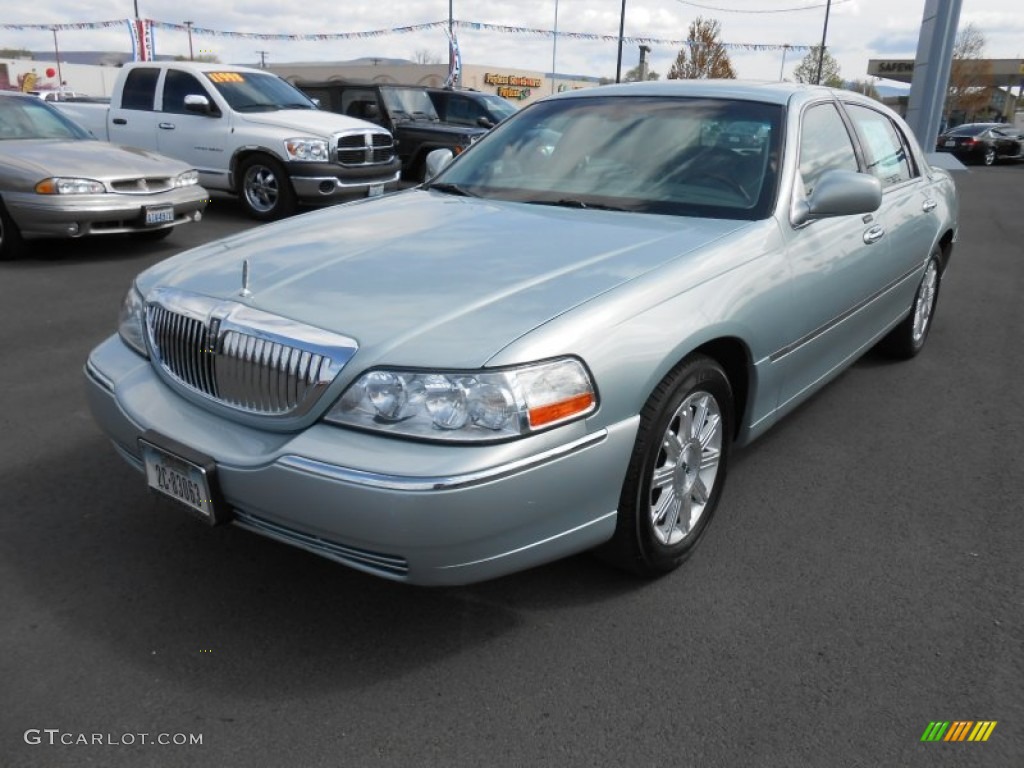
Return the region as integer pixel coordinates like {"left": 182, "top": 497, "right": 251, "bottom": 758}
{"left": 57, "top": 62, "right": 401, "bottom": 219}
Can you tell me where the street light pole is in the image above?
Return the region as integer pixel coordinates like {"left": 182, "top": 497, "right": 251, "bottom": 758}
{"left": 551, "top": 0, "right": 560, "bottom": 94}
{"left": 52, "top": 28, "right": 63, "bottom": 88}
{"left": 615, "top": 0, "right": 626, "bottom": 83}
{"left": 184, "top": 21, "right": 194, "bottom": 61}
{"left": 814, "top": 0, "right": 832, "bottom": 85}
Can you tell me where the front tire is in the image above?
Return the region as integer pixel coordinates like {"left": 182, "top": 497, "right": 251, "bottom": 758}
{"left": 0, "top": 200, "right": 26, "bottom": 260}
{"left": 879, "top": 254, "right": 941, "bottom": 359}
{"left": 238, "top": 155, "right": 296, "bottom": 221}
{"left": 600, "top": 355, "right": 734, "bottom": 576}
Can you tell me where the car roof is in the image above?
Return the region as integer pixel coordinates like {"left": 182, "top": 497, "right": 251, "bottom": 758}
{"left": 545, "top": 79, "right": 847, "bottom": 107}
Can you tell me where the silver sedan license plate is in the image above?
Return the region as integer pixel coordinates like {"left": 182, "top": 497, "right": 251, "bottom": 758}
{"left": 145, "top": 205, "right": 175, "bottom": 225}
{"left": 141, "top": 440, "right": 216, "bottom": 520}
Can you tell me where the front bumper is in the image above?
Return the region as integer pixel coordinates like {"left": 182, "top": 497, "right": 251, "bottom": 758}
{"left": 84, "top": 334, "right": 638, "bottom": 585}
{"left": 287, "top": 159, "right": 402, "bottom": 203}
{"left": 6, "top": 186, "right": 208, "bottom": 240}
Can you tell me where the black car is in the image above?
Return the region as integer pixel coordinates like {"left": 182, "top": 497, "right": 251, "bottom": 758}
{"left": 297, "top": 82, "right": 487, "bottom": 181}
{"left": 935, "top": 123, "right": 1022, "bottom": 166}
{"left": 426, "top": 88, "right": 518, "bottom": 129}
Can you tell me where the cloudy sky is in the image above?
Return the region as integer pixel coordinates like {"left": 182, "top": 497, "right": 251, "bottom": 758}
{"left": 4, "top": 0, "right": 1022, "bottom": 87}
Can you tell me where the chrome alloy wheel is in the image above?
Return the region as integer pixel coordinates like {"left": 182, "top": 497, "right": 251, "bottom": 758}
{"left": 912, "top": 260, "right": 939, "bottom": 344}
{"left": 648, "top": 391, "right": 723, "bottom": 546}
{"left": 243, "top": 164, "right": 281, "bottom": 214}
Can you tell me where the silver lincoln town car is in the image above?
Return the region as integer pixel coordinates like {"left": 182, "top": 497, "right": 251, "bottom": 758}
{"left": 85, "top": 81, "right": 958, "bottom": 585}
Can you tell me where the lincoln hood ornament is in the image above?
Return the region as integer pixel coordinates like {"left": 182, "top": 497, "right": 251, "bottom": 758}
{"left": 240, "top": 258, "right": 253, "bottom": 298}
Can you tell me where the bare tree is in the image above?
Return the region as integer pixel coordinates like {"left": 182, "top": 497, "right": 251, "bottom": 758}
{"left": 946, "top": 23, "right": 992, "bottom": 122}
{"left": 844, "top": 79, "right": 880, "bottom": 100}
{"left": 667, "top": 17, "right": 736, "bottom": 80}
{"left": 624, "top": 64, "right": 660, "bottom": 82}
{"left": 792, "top": 46, "right": 842, "bottom": 87}
{"left": 413, "top": 48, "right": 442, "bottom": 65}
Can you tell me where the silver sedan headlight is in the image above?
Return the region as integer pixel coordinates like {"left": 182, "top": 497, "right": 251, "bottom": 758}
{"left": 284, "top": 138, "right": 330, "bottom": 162}
{"left": 325, "top": 358, "right": 597, "bottom": 442}
{"left": 118, "top": 283, "right": 148, "bottom": 358}
{"left": 174, "top": 170, "right": 199, "bottom": 187}
{"left": 34, "top": 177, "right": 105, "bottom": 195}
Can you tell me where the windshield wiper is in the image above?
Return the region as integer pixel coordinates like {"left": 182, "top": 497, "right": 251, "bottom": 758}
{"left": 426, "top": 182, "right": 478, "bottom": 197}
{"left": 528, "top": 199, "right": 628, "bottom": 212}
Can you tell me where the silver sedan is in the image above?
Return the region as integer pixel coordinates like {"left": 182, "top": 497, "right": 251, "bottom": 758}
{"left": 0, "top": 91, "right": 207, "bottom": 260}
{"left": 85, "top": 81, "right": 958, "bottom": 585}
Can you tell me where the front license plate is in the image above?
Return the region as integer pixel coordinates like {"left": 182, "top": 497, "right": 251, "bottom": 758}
{"left": 367, "top": 184, "right": 384, "bottom": 198}
{"left": 944, "top": 140, "right": 956, "bottom": 147}
{"left": 144, "top": 205, "right": 175, "bottom": 225}
{"left": 140, "top": 437, "right": 225, "bottom": 524}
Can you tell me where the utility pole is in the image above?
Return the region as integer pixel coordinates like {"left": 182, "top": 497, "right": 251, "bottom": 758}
{"left": 551, "top": 0, "right": 560, "bottom": 94}
{"left": 256, "top": 51, "right": 268, "bottom": 69}
{"left": 615, "top": 0, "right": 627, "bottom": 83}
{"left": 778, "top": 44, "right": 790, "bottom": 81}
{"left": 51, "top": 28, "right": 64, "bottom": 87}
{"left": 814, "top": 0, "right": 832, "bottom": 85}
{"left": 184, "top": 21, "right": 194, "bottom": 61}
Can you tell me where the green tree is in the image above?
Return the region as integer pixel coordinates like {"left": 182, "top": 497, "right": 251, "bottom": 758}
{"left": 667, "top": 17, "right": 736, "bottom": 80}
{"left": 793, "top": 45, "right": 842, "bottom": 87}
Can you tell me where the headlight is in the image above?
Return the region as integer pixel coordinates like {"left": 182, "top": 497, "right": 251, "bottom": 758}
{"left": 174, "top": 170, "right": 199, "bottom": 187}
{"left": 117, "top": 283, "right": 148, "bottom": 358}
{"left": 34, "top": 177, "right": 105, "bottom": 195}
{"left": 284, "top": 138, "right": 330, "bottom": 162}
{"left": 325, "top": 358, "right": 597, "bottom": 442}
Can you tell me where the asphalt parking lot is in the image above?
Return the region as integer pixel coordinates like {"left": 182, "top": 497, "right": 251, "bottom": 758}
{"left": 1, "top": 168, "right": 1021, "bottom": 767}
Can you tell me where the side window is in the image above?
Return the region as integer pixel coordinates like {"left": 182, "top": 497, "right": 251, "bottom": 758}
{"left": 844, "top": 103, "right": 915, "bottom": 188}
{"left": 798, "top": 103, "right": 859, "bottom": 196}
{"left": 121, "top": 68, "right": 160, "bottom": 111}
{"left": 339, "top": 89, "right": 379, "bottom": 121}
{"left": 446, "top": 96, "right": 473, "bottom": 126}
{"left": 162, "top": 71, "right": 215, "bottom": 115}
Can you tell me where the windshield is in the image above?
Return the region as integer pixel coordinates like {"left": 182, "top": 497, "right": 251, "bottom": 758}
{"left": 204, "top": 71, "right": 317, "bottom": 112}
{"left": 479, "top": 94, "right": 517, "bottom": 121}
{"left": 432, "top": 95, "right": 782, "bottom": 220}
{"left": 382, "top": 88, "right": 439, "bottom": 121}
{"left": 0, "top": 96, "right": 92, "bottom": 140}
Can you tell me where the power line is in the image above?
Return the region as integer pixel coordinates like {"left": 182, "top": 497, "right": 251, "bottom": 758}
{"left": 676, "top": 0, "right": 850, "bottom": 13}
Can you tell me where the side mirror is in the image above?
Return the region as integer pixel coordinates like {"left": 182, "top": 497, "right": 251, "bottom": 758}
{"left": 477, "top": 116, "right": 495, "bottom": 129}
{"left": 425, "top": 148, "right": 454, "bottom": 180}
{"left": 310, "top": 97, "right": 322, "bottom": 109}
{"left": 791, "top": 169, "right": 881, "bottom": 227}
{"left": 364, "top": 103, "right": 381, "bottom": 120}
{"left": 183, "top": 94, "right": 214, "bottom": 116}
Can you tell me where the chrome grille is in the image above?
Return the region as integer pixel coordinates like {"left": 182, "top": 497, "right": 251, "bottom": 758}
{"left": 110, "top": 177, "right": 174, "bottom": 194}
{"left": 144, "top": 288, "right": 359, "bottom": 419}
{"left": 335, "top": 131, "right": 396, "bottom": 166}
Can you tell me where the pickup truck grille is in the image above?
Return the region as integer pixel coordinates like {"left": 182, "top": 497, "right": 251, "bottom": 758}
{"left": 110, "top": 176, "right": 174, "bottom": 194}
{"left": 144, "top": 288, "right": 359, "bottom": 419}
{"left": 335, "top": 131, "right": 395, "bottom": 166}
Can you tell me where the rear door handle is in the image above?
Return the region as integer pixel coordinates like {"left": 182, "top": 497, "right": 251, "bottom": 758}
{"left": 863, "top": 225, "right": 885, "bottom": 244}
{"left": 922, "top": 199, "right": 937, "bottom": 212}
{"left": 158, "top": 122, "right": 175, "bottom": 130}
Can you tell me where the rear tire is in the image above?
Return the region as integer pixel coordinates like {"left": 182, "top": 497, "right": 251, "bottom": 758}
{"left": 982, "top": 147, "right": 996, "bottom": 166}
{"left": 0, "top": 200, "right": 26, "bottom": 260}
{"left": 238, "top": 154, "right": 296, "bottom": 221}
{"left": 599, "top": 355, "right": 733, "bottom": 576}
{"left": 878, "top": 253, "right": 941, "bottom": 359}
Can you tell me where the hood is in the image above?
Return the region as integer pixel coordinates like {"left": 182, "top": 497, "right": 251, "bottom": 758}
{"left": 0, "top": 139, "right": 190, "bottom": 182}
{"left": 139, "top": 190, "right": 751, "bottom": 368}
{"left": 238, "top": 109, "right": 384, "bottom": 136}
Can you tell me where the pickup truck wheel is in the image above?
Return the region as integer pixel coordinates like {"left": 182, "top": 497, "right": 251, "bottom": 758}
{"left": 0, "top": 200, "right": 26, "bottom": 260}
{"left": 238, "top": 155, "right": 296, "bottom": 220}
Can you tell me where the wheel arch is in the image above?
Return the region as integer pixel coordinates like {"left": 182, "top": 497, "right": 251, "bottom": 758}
{"left": 229, "top": 146, "right": 289, "bottom": 193}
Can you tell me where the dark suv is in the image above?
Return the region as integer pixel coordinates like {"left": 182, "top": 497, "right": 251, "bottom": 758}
{"left": 426, "top": 88, "right": 518, "bottom": 129}
{"left": 297, "top": 82, "right": 488, "bottom": 181}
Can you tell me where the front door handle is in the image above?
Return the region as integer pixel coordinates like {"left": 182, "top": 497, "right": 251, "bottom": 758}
{"left": 922, "top": 199, "right": 937, "bottom": 212}
{"left": 863, "top": 225, "right": 885, "bottom": 244}
{"left": 158, "top": 122, "right": 176, "bottom": 130}
{"left": 112, "top": 118, "right": 127, "bottom": 125}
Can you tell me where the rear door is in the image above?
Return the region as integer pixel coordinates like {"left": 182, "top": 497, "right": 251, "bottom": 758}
{"left": 107, "top": 67, "right": 162, "bottom": 151}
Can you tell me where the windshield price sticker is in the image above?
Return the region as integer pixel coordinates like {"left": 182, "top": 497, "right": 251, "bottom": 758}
{"left": 208, "top": 72, "right": 245, "bottom": 83}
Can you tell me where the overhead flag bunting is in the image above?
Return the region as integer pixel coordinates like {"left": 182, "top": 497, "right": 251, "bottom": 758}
{"left": 1, "top": 18, "right": 811, "bottom": 52}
